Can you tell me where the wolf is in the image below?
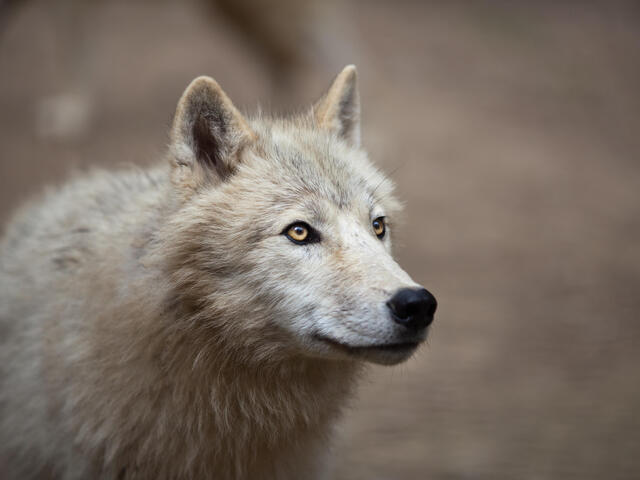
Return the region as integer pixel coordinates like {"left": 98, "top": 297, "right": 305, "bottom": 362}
{"left": 0, "top": 65, "right": 437, "bottom": 479}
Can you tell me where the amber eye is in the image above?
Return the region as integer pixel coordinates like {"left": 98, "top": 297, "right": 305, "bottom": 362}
{"left": 287, "top": 224, "right": 308, "bottom": 242}
{"left": 372, "top": 217, "right": 386, "bottom": 239}
{"left": 284, "top": 222, "right": 320, "bottom": 245}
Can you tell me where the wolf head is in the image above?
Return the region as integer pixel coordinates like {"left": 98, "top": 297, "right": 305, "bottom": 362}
{"left": 165, "top": 66, "right": 436, "bottom": 366}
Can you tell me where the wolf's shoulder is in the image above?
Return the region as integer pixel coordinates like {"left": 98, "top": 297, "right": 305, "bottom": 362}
{"left": 0, "top": 164, "right": 170, "bottom": 258}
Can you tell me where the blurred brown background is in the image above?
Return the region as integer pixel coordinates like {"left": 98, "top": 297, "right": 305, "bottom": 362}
{"left": 1, "top": 0, "right": 639, "bottom": 478}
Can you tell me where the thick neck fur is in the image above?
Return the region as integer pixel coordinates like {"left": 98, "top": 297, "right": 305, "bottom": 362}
{"left": 115, "top": 321, "right": 360, "bottom": 479}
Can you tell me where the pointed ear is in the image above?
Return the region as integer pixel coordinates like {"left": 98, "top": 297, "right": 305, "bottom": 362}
{"left": 313, "top": 65, "right": 360, "bottom": 147}
{"left": 170, "top": 76, "right": 255, "bottom": 187}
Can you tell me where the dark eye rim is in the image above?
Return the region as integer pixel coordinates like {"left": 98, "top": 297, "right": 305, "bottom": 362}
{"left": 282, "top": 221, "right": 321, "bottom": 245}
{"left": 373, "top": 216, "right": 386, "bottom": 239}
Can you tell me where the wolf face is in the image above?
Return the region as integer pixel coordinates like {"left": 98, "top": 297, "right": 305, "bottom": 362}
{"left": 166, "top": 66, "right": 436, "bottom": 366}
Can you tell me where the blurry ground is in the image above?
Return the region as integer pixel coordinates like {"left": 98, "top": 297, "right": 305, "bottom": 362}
{"left": 1, "top": 1, "right": 640, "bottom": 479}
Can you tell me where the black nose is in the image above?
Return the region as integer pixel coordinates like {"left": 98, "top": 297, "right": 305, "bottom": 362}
{"left": 386, "top": 288, "right": 437, "bottom": 331}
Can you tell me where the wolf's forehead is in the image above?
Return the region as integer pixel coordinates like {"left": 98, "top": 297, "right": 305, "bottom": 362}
{"left": 256, "top": 127, "right": 387, "bottom": 208}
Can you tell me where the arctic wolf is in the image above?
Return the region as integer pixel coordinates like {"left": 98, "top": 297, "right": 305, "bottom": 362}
{"left": 0, "top": 66, "right": 437, "bottom": 479}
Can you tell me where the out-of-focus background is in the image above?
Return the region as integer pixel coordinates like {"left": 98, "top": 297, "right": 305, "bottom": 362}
{"left": 1, "top": 0, "right": 639, "bottom": 478}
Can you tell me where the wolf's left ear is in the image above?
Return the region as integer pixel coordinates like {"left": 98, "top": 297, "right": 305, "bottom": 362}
{"left": 170, "top": 76, "right": 255, "bottom": 188}
{"left": 313, "top": 65, "right": 361, "bottom": 147}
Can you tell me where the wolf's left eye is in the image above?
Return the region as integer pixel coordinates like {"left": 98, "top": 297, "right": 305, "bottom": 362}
{"left": 372, "top": 217, "right": 386, "bottom": 239}
{"left": 283, "top": 222, "right": 319, "bottom": 245}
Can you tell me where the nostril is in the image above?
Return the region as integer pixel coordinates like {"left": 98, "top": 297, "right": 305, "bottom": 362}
{"left": 387, "top": 287, "right": 437, "bottom": 330}
{"left": 385, "top": 300, "right": 407, "bottom": 323}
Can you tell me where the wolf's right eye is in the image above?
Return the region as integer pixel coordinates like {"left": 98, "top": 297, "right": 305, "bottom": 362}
{"left": 283, "top": 222, "right": 319, "bottom": 245}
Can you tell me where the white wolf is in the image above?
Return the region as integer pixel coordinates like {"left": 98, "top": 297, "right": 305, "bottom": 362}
{"left": 0, "top": 65, "right": 437, "bottom": 479}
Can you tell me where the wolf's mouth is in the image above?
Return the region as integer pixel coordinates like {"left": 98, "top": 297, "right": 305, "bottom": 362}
{"left": 313, "top": 334, "right": 420, "bottom": 355}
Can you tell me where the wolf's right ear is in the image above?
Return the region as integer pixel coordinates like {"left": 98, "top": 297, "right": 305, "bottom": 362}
{"left": 169, "top": 76, "right": 255, "bottom": 189}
